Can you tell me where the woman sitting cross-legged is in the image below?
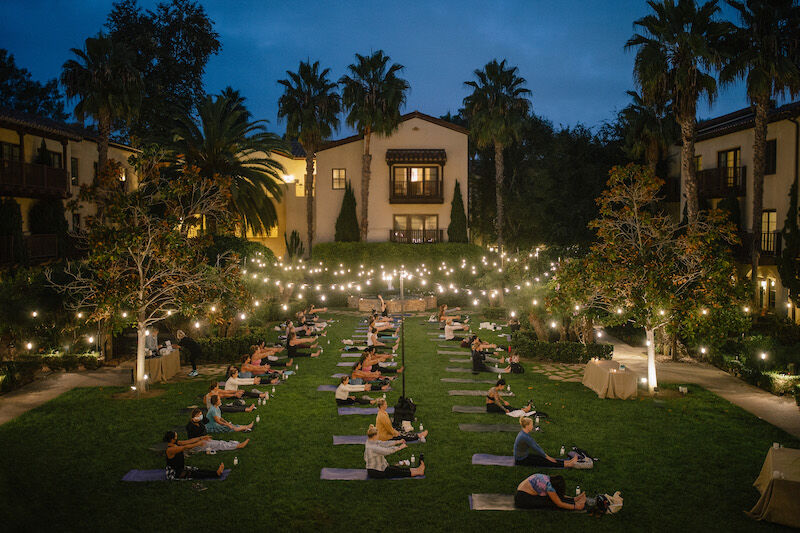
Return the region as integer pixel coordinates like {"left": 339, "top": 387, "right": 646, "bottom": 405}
{"left": 225, "top": 366, "right": 274, "bottom": 397}
{"left": 375, "top": 398, "right": 428, "bottom": 442}
{"left": 205, "top": 394, "right": 253, "bottom": 433}
{"left": 205, "top": 382, "right": 254, "bottom": 413}
{"left": 514, "top": 474, "right": 586, "bottom": 511}
{"left": 486, "top": 379, "right": 533, "bottom": 415}
{"left": 163, "top": 430, "right": 224, "bottom": 480}
{"left": 364, "top": 424, "right": 426, "bottom": 479}
{"left": 286, "top": 328, "right": 321, "bottom": 358}
{"left": 240, "top": 354, "right": 284, "bottom": 380}
{"left": 514, "top": 417, "right": 578, "bottom": 467}
{"left": 186, "top": 408, "right": 250, "bottom": 452}
{"left": 335, "top": 376, "right": 383, "bottom": 405}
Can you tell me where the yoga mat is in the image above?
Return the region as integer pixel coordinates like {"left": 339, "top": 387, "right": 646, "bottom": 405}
{"left": 445, "top": 366, "right": 504, "bottom": 373}
{"left": 317, "top": 385, "right": 337, "bottom": 392}
{"left": 469, "top": 494, "right": 516, "bottom": 511}
{"left": 449, "top": 358, "right": 471, "bottom": 363}
{"left": 459, "top": 424, "right": 520, "bottom": 432}
{"left": 341, "top": 353, "right": 361, "bottom": 358}
{"left": 122, "top": 469, "right": 231, "bottom": 482}
{"left": 333, "top": 435, "right": 422, "bottom": 445}
{"left": 320, "top": 468, "right": 423, "bottom": 480}
{"left": 337, "top": 362, "right": 356, "bottom": 367}
{"left": 452, "top": 405, "right": 487, "bottom": 413}
{"left": 331, "top": 373, "right": 349, "bottom": 379}
{"left": 441, "top": 378, "right": 496, "bottom": 384}
{"left": 438, "top": 350, "right": 471, "bottom": 355}
{"left": 448, "top": 390, "right": 514, "bottom": 397}
{"left": 338, "top": 407, "right": 394, "bottom": 415}
{"left": 472, "top": 454, "right": 516, "bottom": 466}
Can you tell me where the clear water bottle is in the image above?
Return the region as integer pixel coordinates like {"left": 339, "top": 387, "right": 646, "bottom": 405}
{"left": 575, "top": 485, "right": 580, "bottom": 496}
{"left": 295, "top": 364, "right": 299, "bottom": 371}
{"left": 535, "top": 415, "right": 540, "bottom": 426}
{"left": 272, "top": 386, "right": 276, "bottom": 394}
{"left": 256, "top": 415, "right": 260, "bottom": 423}
{"left": 419, "top": 423, "right": 424, "bottom": 431}
{"left": 410, "top": 454, "right": 415, "bottom": 465}
{"left": 233, "top": 456, "right": 239, "bottom": 466}
{"left": 560, "top": 445, "right": 565, "bottom": 456}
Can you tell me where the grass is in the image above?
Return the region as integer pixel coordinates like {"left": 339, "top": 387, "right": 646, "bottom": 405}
{"left": 0, "top": 311, "right": 797, "bottom": 532}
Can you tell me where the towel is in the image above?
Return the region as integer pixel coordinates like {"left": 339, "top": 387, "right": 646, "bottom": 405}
{"left": 122, "top": 469, "right": 231, "bottom": 482}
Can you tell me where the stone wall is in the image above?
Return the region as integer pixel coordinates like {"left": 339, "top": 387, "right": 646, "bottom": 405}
{"left": 348, "top": 295, "right": 437, "bottom": 313}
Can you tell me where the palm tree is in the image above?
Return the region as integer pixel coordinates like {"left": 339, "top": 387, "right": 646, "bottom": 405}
{"left": 463, "top": 59, "right": 531, "bottom": 248}
{"left": 339, "top": 51, "right": 409, "bottom": 240}
{"left": 169, "top": 90, "right": 287, "bottom": 236}
{"left": 278, "top": 60, "right": 341, "bottom": 257}
{"left": 626, "top": 0, "right": 732, "bottom": 228}
{"left": 61, "top": 33, "right": 141, "bottom": 176}
{"left": 720, "top": 0, "right": 800, "bottom": 302}
{"left": 619, "top": 90, "right": 678, "bottom": 173}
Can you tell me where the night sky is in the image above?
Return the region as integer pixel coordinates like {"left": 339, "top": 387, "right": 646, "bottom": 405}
{"left": 1, "top": 0, "right": 769, "bottom": 137}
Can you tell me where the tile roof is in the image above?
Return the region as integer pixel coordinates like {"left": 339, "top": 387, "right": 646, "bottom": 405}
{"left": 696, "top": 100, "right": 800, "bottom": 141}
{"left": 385, "top": 148, "right": 447, "bottom": 164}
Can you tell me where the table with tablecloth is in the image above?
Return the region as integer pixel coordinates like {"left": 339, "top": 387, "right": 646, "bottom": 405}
{"left": 582, "top": 359, "right": 638, "bottom": 399}
{"left": 143, "top": 349, "right": 181, "bottom": 382}
{"left": 747, "top": 446, "right": 800, "bottom": 528}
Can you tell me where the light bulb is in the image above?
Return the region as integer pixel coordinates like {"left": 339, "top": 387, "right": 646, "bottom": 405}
{"left": 194, "top": 321, "right": 200, "bottom": 329}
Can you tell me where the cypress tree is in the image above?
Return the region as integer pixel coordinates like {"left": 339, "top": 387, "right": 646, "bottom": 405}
{"left": 0, "top": 198, "right": 27, "bottom": 264}
{"left": 778, "top": 181, "right": 800, "bottom": 300}
{"left": 335, "top": 181, "right": 360, "bottom": 242}
{"left": 447, "top": 181, "right": 468, "bottom": 242}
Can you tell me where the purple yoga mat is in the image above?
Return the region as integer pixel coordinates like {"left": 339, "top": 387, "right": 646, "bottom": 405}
{"left": 317, "top": 385, "right": 337, "bottom": 392}
{"left": 333, "top": 435, "right": 421, "bottom": 445}
{"left": 471, "top": 454, "right": 515, "bottom": 466}
{"left": 331, "top": 373, "right": 349, "bottom": 379}
{"left": 122, "top": 469, "right": 231, "bottom": 481}
{"left": 320, "top": 468, "right": 423, "bottom": 480}
{"left": 337, "top": 362, "right": 356, "bottom": 367}
{"left": 338, "top": 407, "right": 394, "bottom": 415}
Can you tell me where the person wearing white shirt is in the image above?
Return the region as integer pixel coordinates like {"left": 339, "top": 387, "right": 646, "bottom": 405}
{"left": 444, "top": 319, "right": 469, "bottom": 341}
{"left": 224, "top": 366, "right": 267, "bottom": 398}
{"left": 335, "top": 376, "right": 376, "bottom": 405}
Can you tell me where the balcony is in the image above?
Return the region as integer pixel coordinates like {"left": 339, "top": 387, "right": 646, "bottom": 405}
{"left": 739, "top": 231, "right": 782, "bottom": 264}
{"left": 0, "top": 233, "right": 58, "bottom": 264}
{"left": 389, "top": 229, "right": 443, "bottom": 244}
{"left": 389, "top": 179, "right": 443, "bottom": 204}
{"left": 0, "top": 159, "right": 69, "bottom": 198}
{"left": 697, "top": 166, "right": 746, "bottom": 198}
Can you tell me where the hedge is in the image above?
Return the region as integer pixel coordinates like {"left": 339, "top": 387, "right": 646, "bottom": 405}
{"left": 511, "top": 331, "right": 612, "bottom": 364}
{"left": 196, "top": 327, "right": 280, "bottom": 364}
{"left": 312, "top": 242, "right": 485, "bottom": 268}
{"left": 0, "top": 352, "right": 102, "bottom": 393}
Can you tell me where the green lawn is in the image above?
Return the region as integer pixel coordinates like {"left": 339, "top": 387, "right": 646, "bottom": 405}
{"left": 0, "top": 311, "right": 797, "bottom": 532}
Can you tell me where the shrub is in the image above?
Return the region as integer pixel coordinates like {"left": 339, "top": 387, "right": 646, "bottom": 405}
{"left": 481, "top": 307, "right": 508, "bottom": 320}
{"left": 196, "top": 332, "right": 275, "bottom": 364}
{"left": 0, "top": 360, "right": 40, "bottom": 392}
{"left": 511, "top": 330, "right": 612, "bottom": 364}
{"left": 447, "top": 181, "right": 468, "bottom": 243}
{"left": 203, "top": 235, "right": 275, "bottom": 265}
{"left": 334, "top": 180, "right": 360, "bottom": 242}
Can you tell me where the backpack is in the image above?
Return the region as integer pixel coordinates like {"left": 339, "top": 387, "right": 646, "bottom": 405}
{"left": 392, "top": 396, "right": 417, "bottom": 428}
{"left": 510, "top": 362, "right": 524, "bottom": 374}
{"left": 590, "top": 492, "right": 623, "bottom": 516}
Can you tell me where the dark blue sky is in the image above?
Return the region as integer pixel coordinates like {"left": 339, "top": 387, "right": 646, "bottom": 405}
{"left": 1, "top": 0, "right": 767, "bottom": 137}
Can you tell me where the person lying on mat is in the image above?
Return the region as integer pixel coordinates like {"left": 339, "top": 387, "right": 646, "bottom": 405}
{"left": 163, "top": 430, "right": 224, "bottom": 480}
{"left": 186, "top": 408, "right": 250, "bottom": 451}
{"left": 515, "top": 418, "right": 578, "bottom": 467}
{"left": 444, "top": 318, "right": 470, "bottom": 341}
{"left": 225, "top": 366, "right": 274, "bottom": 397}
{"left": 204, "top": 382, "right": 254, "bottom": 413}
{"left": 240, "top": 354, "right": 288, "bottom": 379}
{"left": 205, "top": 395, "right": 253, "bottom": 433}
{"left": 286, "top": 328, "right": 321, "bottom": 358}
{"left": 335, "top": 376, "right": 383, "bottom": 405}
{"left": 375, "top": 398, "right": 428, "bottom": 442}
{"left": 365, "top": 424, "right": 426, "bottom": 479}
{"left": 515, "top": 474, "right": 586, "bottom": 510}
{"left": 350, "top": 361, "right": 394, "bottom": 389}
{"left": 486, "top": 379, "right": 532, "bottom": 414}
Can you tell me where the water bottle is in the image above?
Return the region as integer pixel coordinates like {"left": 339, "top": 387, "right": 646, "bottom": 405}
{"left": 233, "top": 456, "right": 239, "bottom": 466}
{"left": 419, "top": 423, "right": 424, "bottom": 431}
{"left": 382, "top": 393, "right": 386, "bottom": 400}
{"left": 295, "top": 364, "right": 299, "bottom": 371}
{"left": 256, "top": 415, "right": 260, "bottom": 423}
{"left": 265, "top": 393, "right": 269, "bottom": 401}
{"left": 575, "top": 485, "right": 580, "bottom": 496}
{"left": 560, "top": 445, "right": 565, "bottom": 456}
{"left": 535, "top": 415, "right": 540, "bottom": 426}
{"left": 410, "top": 454, "right": 415, "bottom": 465}
{"left": 272, "top": 386, "right": 276, "bottom": 394}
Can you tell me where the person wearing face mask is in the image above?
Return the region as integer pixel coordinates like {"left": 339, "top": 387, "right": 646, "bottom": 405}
{"left": 185, "top": 408, "right": 249, "bottom": 452}
{"left": 163, "top": 430, "right": 224, "bottom": 480}
{"left": 205, "top": 395, "right": 253, "bottom": 433}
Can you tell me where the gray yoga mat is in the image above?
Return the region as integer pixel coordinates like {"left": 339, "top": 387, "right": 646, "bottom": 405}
{"left": 438, "top": 350, "right": 471, "bottom": 355}
{"left": 446, "top": 366, "right": 504, "bottom": 373}
{"left": 331, "top": 373, "right": 349, "bottom": 379}
{"left": 469, "top": 494, "right": 516, "bottom": 511}
{"left": 472, "top": 454, "right": 516, "bottom": 466}
{"left": 340, "top": 353, "right": 362, "bottom": 358}
{"left": 338, "top": 407, "right": 394, "bottom": 415}
{"left": 320, "top": 468, "right": 423, "bottom": 480}
{"left": 448, "top": 390, "right": 513, "bottom": 397}
{"left": 337, "top": 362, "right": 356, "bottom": 367}
{"left": 449, "top": 358, "right": 471, "bottom": 363}
{"left": 317, "top": 385, "right": 337, "bottom": 392}
{"left": 441, "top": 378, "right": 496, "bottom": 384}
{"left": 452, "top": 405, "right": 487, "bottom": 413}
{"left": 459, "top": 423, "right": 520, "bottom": 432}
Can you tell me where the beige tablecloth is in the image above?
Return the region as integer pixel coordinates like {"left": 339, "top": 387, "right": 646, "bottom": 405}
{"left": 582, "top": 359, "right": 638, "bottom": 399}
{"left": 747, "top": 447, "right": 800, "bottom": 528}
{"left": 143, "top": 350, "right": 181, "bottom": 383}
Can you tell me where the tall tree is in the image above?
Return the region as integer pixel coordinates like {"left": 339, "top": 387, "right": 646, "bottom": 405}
{"left": 278, "top": 60, "right": 341, "bottom": 257}
{"left": 0, "top": 49, "right": 67, "bottom": 121}
{"left": 334, "top": 181, "right": 360, "bottom": 242}
{"left": 626, "top": 0, "right": 732, "bottom": 228}
{"left": 339, "top": 50, "right": 409, "bottom": 240}
{"left": 447, "top": 181, "right": 468, "bottom": 243}
{"left": 463, "top": 59, "right": 531, "bottom": 248}
{"left": 619, "top": 90, "right": 678, "bottom": 172}
{"left": 60, "top": 33, "right": 142, "bottom": 176}
{"left": 105, "top": 0, "right": 221, "bottom": 143}
{"left": 169, "top": 90, "right": 287, "bottom": 236}
{"left": 720, "top": 0, "right": 800, "bottom": 303}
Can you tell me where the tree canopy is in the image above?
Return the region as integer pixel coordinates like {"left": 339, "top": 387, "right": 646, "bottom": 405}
{"left": 0, "top": 49, "right": 66, "bottom": 121}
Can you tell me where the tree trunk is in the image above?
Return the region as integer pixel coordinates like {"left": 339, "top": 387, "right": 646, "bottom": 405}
{"left": 646, "top": 140, "right": 658, "bottom": 175}
{"left": 751, "top": 96, "right": 769, "bottom": 305}
{"left": 529, "top": 312, "right": 548, "bottom": 341}
{"left": 98, "top": 114, "right": 110, "bottom": 178}
{"left": 305, "top": 153, "right": 315, "bottom": 259}
{"left": 494, "top": 142, "right": 505, "bottom": 247}
{"left": 360, "top": 131, "right": 372, "bottom": 241}
{"left": 679, "top": 114, "right": 699, "bottom": 228}
{"left": 645, "top": 327, "right": 657, "bottom": 394}
{"left": 135, "top": 321, "right": 147, "bottom": 391}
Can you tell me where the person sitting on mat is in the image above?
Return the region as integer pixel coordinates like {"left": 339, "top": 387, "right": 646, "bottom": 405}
{"left": 225, "top": 366, "right": 274, "bottom": 397}
{"left": 351, "top": 360, "right": 394, "bottom": 388}
{"left": 375, "top": 398, "right": 428, "bottom": 442}
{"left": 361, "top": 352, "right": 403, "bottom": 375}
{"left": 486, "top": 379, "right": 532, "bottom": 414}
{"left": 286, "top": 327, "right": 321, "bottom": 358}
{"left": 515, "top": 418, "right": 578, "bottom": 467}
{"left": 369, "top": 315, "right": 396, "bottom": 335}
{"left": 205, "top": 395, "right": 253, "bottom": 433}
{"left": 309, "top": 304, "right": 327, "bottom": 315}
{"left": 377, "top": 294, "right": 389, "bottom": 317}
{"left": 438, "top": 304, "right": 463, "bottom": 323}
{"left": 444, "top": 318, "right": 470, "bottom": 341}
{"left": 335, "top": 376, "right": 382, "bottom": 405}
{"left": 186, "top": 408, "right": 250, "bottom": 451}
{"left": 204, "top": 382, "right": 254, "bottom": 413}
{"left": 367, "top": 326, "right": 399, "bottom": 352}
{"left": 251, "top": 344, "right": 290, "bottom": 366}
{"left": 364, "top": 424, "right": 426, "bottom": 479}
{"left": 472, "top": 339, "right": 512, "bottom": 373}
{"left": 363, "top": 346, "right": 395, "bottom": 363}
{"left": 240, "top": 354, "right": 287, "bottom": 379}
{"left": 163, "top": 430, "right": 224, "bottom": 480}
{"left": 514, "top": 474, "right": 586, "bottom": 511}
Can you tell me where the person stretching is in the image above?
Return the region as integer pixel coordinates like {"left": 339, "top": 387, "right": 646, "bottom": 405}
{"left": 286, "top": 328, "right": 320, "bottom": 358}
{"left": 486, "top": 379, "right": 532, "bottom": 415}
{"left": 240, "top": 354, "right": 284, "bottom": 380}
{"left": 186, "top": 409, "right": 250, "bottom": 452}
{"left": 375, "top": 398, "right": 427, "bottom": 442}
{"left": 377, "top": 294, "right": 389, "bottom": 317}
{"left": 444, "top": 318, "right": 469, "bottom": 341}
{"left": 472, "top": 337, "right": 511, "bottom": 373}
{"left": 163, "top": 430, "right": 224, "bottom": 480}
{"left": 351, "top": 359, "right": 395, "bottom": 388}
{"left": 364, "top": 424, "right": 425, "bottom": 479}
{"left": 225, "top": 366, "right": 275, "bottom": 397}
{"left": 205, "top": 395, "right": 253, "bottom": 433}
{"left": 204, "top": 382, "right": 254, "bottom": 413}
{"left": 514, "top": 474, "right": 586, "bottom": 510}
{"left": 335, "top": 376, "right": 382, "bottom": 405}
{"left": 514, "top": 418, "right": 578, "bottom": 467}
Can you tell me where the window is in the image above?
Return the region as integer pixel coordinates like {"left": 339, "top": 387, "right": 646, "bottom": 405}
{"left": 390, "top": 166, "right": 441, "bottom": 202}
{"left": 48, "top": 151, "right": 62, "bottom": 169}
{"left": 717, "top": 148, "right": 741, "bottom": 187}
{"left": 70, "top": 158, "right": 79, "bottom": 186}
{"left": 694, "top": 155, "right": 703, "bottom": 172}
{"left": 0, "top": 142, "right": 21, "bottom": 161}
{"left": 392, "top": 214, "right": 439, "bottom": 243}
{"left": 295, "top": 174, "right": 315, "bottom": 197}
{"left": 761, "top": 209, "right": 777, "bottom": 253}
{"left": 766, "top": 139, "right": 777, "bottom": 175}
{"left": 72, "top": 213, "right": 81, "bottom": 231}
{"left": 332, "top": 169, "right": 346, "bottom": 190}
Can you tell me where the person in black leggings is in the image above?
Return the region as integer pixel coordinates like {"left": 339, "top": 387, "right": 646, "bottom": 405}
{"left": 163, "top": 430, "right": 224, "bottom": 480}
{"left": 286, "top": 328, "right": 320, "bottom": 358}
{"left": 486, "top": 379, "right": 532, "bottom": 414}
{"left": 364, "top": 424, "right": 425, "bottom": 479}
{"left": 514, "top": 417, "right": 578, "bottom": 467}
{"left": 514, "top": 474, "right": 585, "bottom": 510}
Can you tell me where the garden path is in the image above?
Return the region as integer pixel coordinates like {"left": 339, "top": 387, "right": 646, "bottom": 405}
{"left": 605, "top": 334, "right": 800, "bottom": 439}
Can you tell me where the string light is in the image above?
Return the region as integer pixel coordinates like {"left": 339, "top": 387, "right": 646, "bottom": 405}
{"left": 194, "top": 321, "right": 200, "bottom": 329}
{"left": 25, "top": 342, "right": 32, "bottom": 350}
{"left": 31, "top": 311, "right": 38, "bottom": 318}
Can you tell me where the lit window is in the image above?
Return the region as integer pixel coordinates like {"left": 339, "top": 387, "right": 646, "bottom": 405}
{"left": 332, "top": 169, "right": 346, "bottom": 190}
